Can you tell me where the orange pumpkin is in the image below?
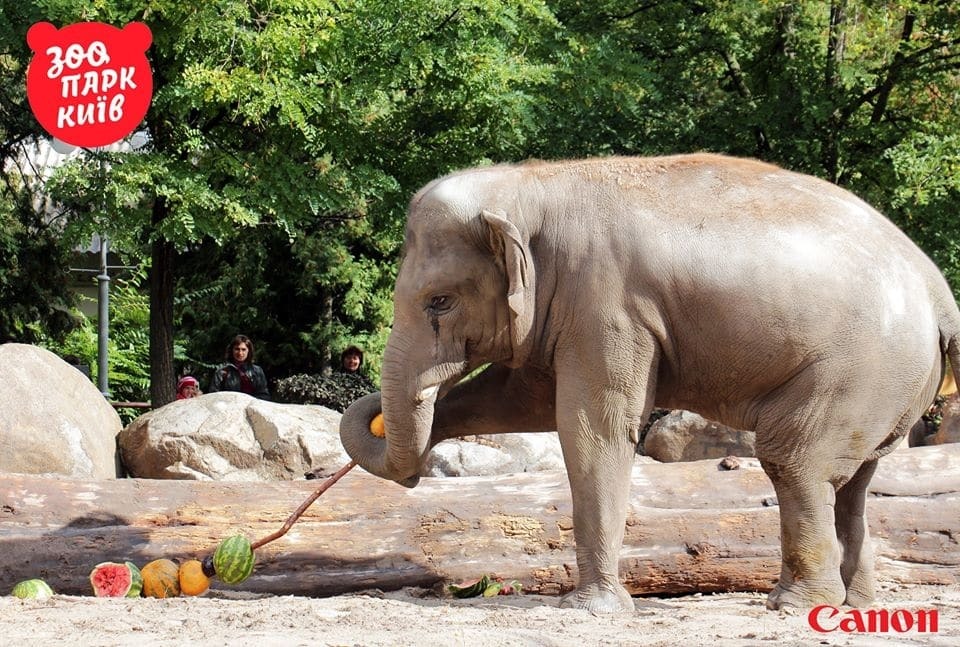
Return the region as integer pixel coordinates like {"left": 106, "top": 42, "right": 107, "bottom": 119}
{"left": 178, "top": 559, "right": 210, "bottom": 596}
{"left": 141, "top": 559, "right": 181, "bottom": 598}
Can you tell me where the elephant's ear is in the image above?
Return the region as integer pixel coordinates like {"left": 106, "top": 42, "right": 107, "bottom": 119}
{"left": 481, "top": 209, "right": 535, "bottom": 366}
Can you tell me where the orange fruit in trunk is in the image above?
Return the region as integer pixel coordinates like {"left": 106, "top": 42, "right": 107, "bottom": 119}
{"left": 369, "top": 413, "right": 385, "bottom": 438}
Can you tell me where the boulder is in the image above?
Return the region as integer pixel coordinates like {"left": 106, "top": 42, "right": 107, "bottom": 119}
{"left": 643, "top": 409, "right": 755, "bottom": 462}
{"left": 119, "top": 392, "right": 350, "bottom": 481}
{"left": 120, "top": 392, "right": 565, "bottom": 481}
{"left": 930, "top": 393, "right": 960, "bottom": 446}
{"left": 0, "top": 343, "right": 122, "bottom": 478}
{"left": 423, "top": 433, "right": 564, "bottom": 477}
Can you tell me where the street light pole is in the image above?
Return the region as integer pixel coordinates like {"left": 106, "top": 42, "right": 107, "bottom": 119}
{"left": 97, "top": 234, "right": 110, "bottom": 397}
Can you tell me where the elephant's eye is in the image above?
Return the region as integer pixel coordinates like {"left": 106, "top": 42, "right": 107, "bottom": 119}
{"left": 428, "top": 295, "right": 452, "bottom": 313}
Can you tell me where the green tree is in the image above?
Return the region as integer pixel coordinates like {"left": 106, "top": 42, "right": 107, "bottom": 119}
{"left": 535, "top": 0, "right": 960, "bottom": 283}
{"left": 6, "top": 0, "right": 558, "bottom": 405}
{"left": 3, "top": 0, "right": 959, "bottom": 405}
{"left": 169, "top": 1, "right": 560, "bottom": 385}
{"left": 0, "top": 3, "right": 79, "bottom": 343}
{"left": 0, "top": 182, "right": 78, "bottom": 343}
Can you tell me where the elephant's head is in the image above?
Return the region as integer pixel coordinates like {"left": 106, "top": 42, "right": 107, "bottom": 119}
{"left": 340, "top": 177, "right": 536, "bottom": 485}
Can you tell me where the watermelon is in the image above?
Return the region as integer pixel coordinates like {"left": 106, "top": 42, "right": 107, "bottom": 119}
{"left": 90, "top": 561, "right": 136, "bottom": 597}
{"left": 447, "top": 575, "right": 491, "bottom": 598}
{"left": 213, "top": 534, "right": 256, "bottom": 584}
{"left": 125, "top": 561, "right": 143, "bottom": 598}
{"left": 11, "top": 579, "right": 54, "bottom": 599}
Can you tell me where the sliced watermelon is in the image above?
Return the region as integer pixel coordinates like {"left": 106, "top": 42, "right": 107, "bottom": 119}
{"left": 447, "top": 575, "right": 491, "bottom": 598}
{"left": 89, "top": 561, "right": 134, "bottom": 597}
{"left": 125, "top": 561, "right": 143, "bottom": 598}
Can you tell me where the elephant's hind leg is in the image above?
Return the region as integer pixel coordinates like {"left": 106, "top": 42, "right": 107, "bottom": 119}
{"left": 835, "top": 458, "right": 878, "bottom": 607}
{"left": 761, "top": 459, "right": 847, "bottom": 610}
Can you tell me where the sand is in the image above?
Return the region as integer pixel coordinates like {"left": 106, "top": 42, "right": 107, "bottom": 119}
{"left": 1, "top": 582, "right": 956, "bottom": 646}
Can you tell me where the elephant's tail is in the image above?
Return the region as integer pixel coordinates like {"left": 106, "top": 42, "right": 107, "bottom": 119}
{"left": 944, "top": 332, "right": 960, "bottom": 396}
{"left": 939, "top": 296, "right": 960, "bottom": 397}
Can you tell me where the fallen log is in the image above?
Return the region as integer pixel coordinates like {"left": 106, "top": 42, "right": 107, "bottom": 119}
{"left": 1, "top": 445, "right": 957, "bottom": 597}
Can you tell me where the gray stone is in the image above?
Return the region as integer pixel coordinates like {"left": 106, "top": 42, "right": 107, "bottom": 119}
{"left": 643, "top": 410, "right": 755, "bottom": 462}
{"left": 0, "top": 343, "right": 122, "bottom": 478}
{"left": 423, "top": 433, "right": 565, "bottom": 477}
{"left": 119, "top": 392, "right": 350, "bottom": 481}
{"left": 121, "top": 393, "right": 565, "bottom": 480}
{"left": 930, "top": 393, "right": 960, "bottom": 446}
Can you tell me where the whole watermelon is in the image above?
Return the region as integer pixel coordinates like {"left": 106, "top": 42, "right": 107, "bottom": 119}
{"left": 11, "top": 579, "right": 54, "bottom": 599}
{"left": 213, "top": 534, "right": 256, "bottom": 584}
{"left": 90, "top": 561, "right": 135, "bottom": 597}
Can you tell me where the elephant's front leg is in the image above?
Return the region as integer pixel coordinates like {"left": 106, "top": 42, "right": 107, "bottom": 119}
{"left": 554, "top": 359, "right": 648, "bottom": 613}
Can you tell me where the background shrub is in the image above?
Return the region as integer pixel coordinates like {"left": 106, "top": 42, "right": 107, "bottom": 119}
{"left": 274, "top": 372, "right": 376, "bottom": 412}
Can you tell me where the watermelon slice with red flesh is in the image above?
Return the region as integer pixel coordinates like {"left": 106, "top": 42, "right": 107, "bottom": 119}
{"left": 89, "top": 562, "right": 134, "bottom": 597}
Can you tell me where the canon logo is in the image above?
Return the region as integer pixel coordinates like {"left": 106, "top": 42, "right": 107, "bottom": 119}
{"left": 808, "top": 605, "right": 939, "bottom": 634}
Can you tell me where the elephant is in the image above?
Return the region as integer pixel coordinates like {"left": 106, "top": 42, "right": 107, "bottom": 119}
{"left": 340, "top": 153, "right": 960, "bottom": 613}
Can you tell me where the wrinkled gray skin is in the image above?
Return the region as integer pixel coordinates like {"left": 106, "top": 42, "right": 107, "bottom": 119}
{"left": 341, "top": 154, "right": 960, "bottom": 613}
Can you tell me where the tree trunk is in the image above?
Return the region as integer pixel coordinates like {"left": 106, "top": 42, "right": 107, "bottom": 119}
{"left": 822, "top": 0, "right": 847, "bottom": 182}
{"left": 870, "top": 11, "right": 916, "bottom": 124}
{"left": 321, "top": 291, "right": 334, "bottom": 376}
{"left": 1, "top": 446, "right": 957, "bottom": 597}
{"left": 149, "top": 196, "right": 175, "bottom": 408}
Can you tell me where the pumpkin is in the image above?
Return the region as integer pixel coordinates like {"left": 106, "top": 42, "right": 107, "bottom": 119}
{"left": 178, "top": 559, "right": 210, "bottom": 596}
{"left": 140, "top": 559, "right": 181, "bottom": 598}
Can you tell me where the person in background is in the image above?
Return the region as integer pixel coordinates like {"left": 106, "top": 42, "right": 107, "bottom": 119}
{"left": 208, "top": 334, "right": 270, "bottom": 400}
{"left": 176, "top": 375, "right": 201, "bottom": 399}
{"left": 339, "top": 345, "right": 364, "bottom": 374}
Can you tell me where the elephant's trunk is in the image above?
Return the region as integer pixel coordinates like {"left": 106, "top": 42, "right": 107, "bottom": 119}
{"left": 339, "top": 391, "right": 425, "bottom": 488}
{"left": 339, "top": 337, "right": 446, "bottom": 488}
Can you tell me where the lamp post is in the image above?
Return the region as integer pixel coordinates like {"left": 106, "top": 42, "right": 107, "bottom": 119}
{"left": 53, "top": 133, "right": 147, "bottom": 399}
{"left": 96, "top": 234, "right": 110, "bottom": 396}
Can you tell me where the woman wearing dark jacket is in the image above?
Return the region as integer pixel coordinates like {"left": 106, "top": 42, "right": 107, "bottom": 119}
{"left": 208, "top": 334, "right": 270, "bottom": 400}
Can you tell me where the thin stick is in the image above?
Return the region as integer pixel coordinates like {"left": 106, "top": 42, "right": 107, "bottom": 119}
{"left": 251, "top": 459, "right": 357, "bottom": 550}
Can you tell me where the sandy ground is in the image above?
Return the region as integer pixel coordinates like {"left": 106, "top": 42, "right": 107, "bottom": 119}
{"left": 1, "top": 582, "right": 956, "bottom": 646}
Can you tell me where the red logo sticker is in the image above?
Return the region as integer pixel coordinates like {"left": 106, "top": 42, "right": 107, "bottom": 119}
{"left": 26, "top": 21, "right": 153, "bottom": 148}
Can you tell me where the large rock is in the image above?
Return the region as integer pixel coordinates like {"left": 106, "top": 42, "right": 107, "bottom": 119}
{"left": 930, "top": 393, "right": 960, "bottom": 446}
{"left": 119, "top": 392, "right": 350, "bottom": 481}
{"left": 0, "top": 343, "right": 122, "bottom": 478}
{"left": 423, "top": 433, "right": 564, "bottom": 477}
{"left": 643, "top": 410, "right": 755, "bottom": 462}
{"left": 120, "top": 392, "right": 565, "bottom": 481}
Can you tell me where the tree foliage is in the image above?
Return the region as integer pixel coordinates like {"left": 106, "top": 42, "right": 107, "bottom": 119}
{"left": 0, "top": 193, "right": 77, "bottom": 343}
{"left": 30, "top": 269, "right": 155, "bottom": 420}
{"left": 1, "top": 0, "right": 958, "bottom": 401}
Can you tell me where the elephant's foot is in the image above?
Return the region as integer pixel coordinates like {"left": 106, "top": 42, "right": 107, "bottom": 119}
{"left": 842, "top": 572, "right": 876, "bottom": 608}
{"left": 765, "top": 578, "right": 846, "bottom": 610}
{"left": 559, "top": 583, "right": 634, "bottom": 613}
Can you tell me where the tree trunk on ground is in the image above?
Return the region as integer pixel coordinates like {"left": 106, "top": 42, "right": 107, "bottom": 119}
{"left": 1, "top": 446, "right": 957, "bottom": 597}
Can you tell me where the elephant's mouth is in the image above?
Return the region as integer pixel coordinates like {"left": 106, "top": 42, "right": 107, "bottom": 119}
{"left": 412, "top": 358, "right": 479, "bottom": 407}
{"left": 415, "top": 384, "right": 440, "bottom": 403}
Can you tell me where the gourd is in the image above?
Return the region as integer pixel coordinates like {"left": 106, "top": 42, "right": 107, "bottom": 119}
{"left": 178, "top": 559, "right": 210, "bottom": 596}
{"left": 140, "top": 558, "right": 181, "bottom": 598}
